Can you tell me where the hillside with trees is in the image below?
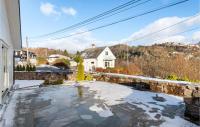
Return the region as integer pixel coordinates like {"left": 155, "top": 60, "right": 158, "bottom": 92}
{"left": 26, "top": 48, "right": 70, "bottom": 58}
{"left": 106, "top": 42, "right": 200, "bottom": 82}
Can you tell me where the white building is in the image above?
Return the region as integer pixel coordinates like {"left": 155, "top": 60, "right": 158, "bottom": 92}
{"left": 14, "top": 50, "right": 37, "bottom": 66}
{"left": 47, "top": 54, "right": 70, "bottom": 63}
{"left": 82, "top": 46, "right": 116, "bottom": 72}
{"left": 69, "top": 60, "right": 77, "bottom": 67}
{"left": 0, "top": 0, "right": 22, "bottom": 104}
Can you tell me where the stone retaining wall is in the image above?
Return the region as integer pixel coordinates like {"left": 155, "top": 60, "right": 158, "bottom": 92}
{"left": 93, "top": 73, "right": 200, "bottom": 124}
{"left": 15, "top": 71, "right": 69, "bottom": 80}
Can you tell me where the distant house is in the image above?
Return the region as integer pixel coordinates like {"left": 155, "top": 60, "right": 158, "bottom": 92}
{"left": 82, "top": 46, "right": 116, "bottom": 72}
{"left": 14, "top": 50, "right": 37, "bottom": 65}
{"left": 69, "top": 60, "right": 77, "bottom": 67}
{"left": 0, "top": 0, "right": 21, "bottom": 104}
{"left": 47, "top": 54, "right": 70, "bottom": 63}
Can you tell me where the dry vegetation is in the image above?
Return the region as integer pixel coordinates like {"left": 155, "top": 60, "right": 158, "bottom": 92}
{"left": 106, "top": 43, "right": 200, "bottom": 82}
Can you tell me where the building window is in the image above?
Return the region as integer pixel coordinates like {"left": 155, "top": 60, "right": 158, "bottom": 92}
{"left": 105, "top": 51, "right": 108, "bottom": 55}
{"left": 91, "top": 62, "right": 94, "bottom": 64}
{"left": 105, "top": 61, "right": 110, "bottom": 68}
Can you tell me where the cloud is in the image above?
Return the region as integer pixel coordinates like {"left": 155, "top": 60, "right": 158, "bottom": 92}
{"left": 40, "top": 2, "right": 60, "bottom": 16}
{"left": 62, "top": 7, "right": 77, "bottom": 16}
{"left": 31, "top": 29, "right": 101, "bottom": 53}
{"left": 192, "top": 31, "right": 200, "bottom": 41}
{"left": 30, "top": 14, "right": 200, "bottom": 52}
{"left": 122, "top": 14, "right": 200, "bottom": 45}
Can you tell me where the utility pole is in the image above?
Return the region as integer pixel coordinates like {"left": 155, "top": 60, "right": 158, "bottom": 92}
{"left": 26, "top": 36, "right": 29, "bottom": 64}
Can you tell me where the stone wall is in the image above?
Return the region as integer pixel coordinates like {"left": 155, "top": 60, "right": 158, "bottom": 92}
{"left": 15, "top": 72, "right": 70, "bottom": 80}
{"left": 184, "top": 87, "right": 200, "bottom": 125}
{"left": 93, "top": 73, "right": 200, "bottom": 96}
{"left": 93, "top": 73, "right": 200, "bottom": 124}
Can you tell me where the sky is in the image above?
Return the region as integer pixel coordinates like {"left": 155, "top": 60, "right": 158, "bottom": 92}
{"left": 20, "top": 0, "right": 200, "bottom": 53}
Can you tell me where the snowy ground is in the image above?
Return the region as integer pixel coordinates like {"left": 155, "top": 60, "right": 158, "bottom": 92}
{"left": 1, "top": 80, "right": 198, "bottom": 127}
{"left": 13, "top": 80, "right": 44, "bottom": 89}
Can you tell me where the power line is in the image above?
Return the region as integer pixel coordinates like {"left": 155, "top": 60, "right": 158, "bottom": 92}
{"left": 30, "top": 0, "right": 144, "bottom": 39}
{"left": 125, "top": 13, "right": 200, "bottom": 43}
{"left": 31, "top": 0, "right": 153, "bottom": 40}
{"left": 50, "top": 0, "right": 189, "bottom": 40}
{"left": 153, "top": 26, "right": 200, "bottom": 43}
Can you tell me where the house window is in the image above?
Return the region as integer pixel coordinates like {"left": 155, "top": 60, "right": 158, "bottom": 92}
{"left": 91, "top": 62, "right": 94, "bottom": 64}
{"left": 105, "top": 51, "right": 108, "bottom": 55}
{"left": 105, "top": 61, "right": 110, "bottom": 68}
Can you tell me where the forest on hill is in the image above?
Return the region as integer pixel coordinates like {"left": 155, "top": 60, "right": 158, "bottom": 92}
{"left": 108, "top": 43, "right": 200, "bottom": 82}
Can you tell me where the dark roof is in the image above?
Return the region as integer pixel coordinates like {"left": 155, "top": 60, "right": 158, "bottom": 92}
{"left": 82, "top": 47, "right": 106, "bottom": 59}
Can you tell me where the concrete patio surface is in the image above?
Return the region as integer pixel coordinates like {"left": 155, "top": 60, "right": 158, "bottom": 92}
{"left": 1, "top": 81, "right": 198, "bottom": 127}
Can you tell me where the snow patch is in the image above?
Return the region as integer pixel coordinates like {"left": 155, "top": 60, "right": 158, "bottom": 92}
{"left": 14, "top": 80, "right": 44, "bottom": 89}
{"left": 83, "top": 82, "right": 132, "bottom": 105}
{"left": 82, "top": 81, "right": 197, "bottom": 127}
{"left": 89, "top": 104, "right": 113, "bottom": 117}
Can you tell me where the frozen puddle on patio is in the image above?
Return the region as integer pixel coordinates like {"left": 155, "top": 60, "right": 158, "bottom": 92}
{"left": 2, "top": 81, "right": 198, "bottom": 127}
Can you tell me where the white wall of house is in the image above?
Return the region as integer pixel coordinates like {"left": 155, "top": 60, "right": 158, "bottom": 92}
{"left": 70, "top": 60, "right": 77, "bottom": 67}
{"left": 0, "top": 0, "right": 21, "bottom": 104}
{"left": 83, "top": 47, "right": 116, "bottom": 72}
{"left": 97, "top": 47, "right": 116, "bottom": 69}
{"left": 47, "top": 54, "right": 70, "bottom": 64}
{"left": 83, "top": 58, "right": 97, "bottom": 72}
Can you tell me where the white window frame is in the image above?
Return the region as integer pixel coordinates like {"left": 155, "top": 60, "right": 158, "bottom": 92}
{"left": 0, "top": 39, "right": 9, "bottom": 96}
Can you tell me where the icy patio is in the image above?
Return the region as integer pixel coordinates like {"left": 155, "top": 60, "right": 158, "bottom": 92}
{"left": 2, "top": 80, "right": 198, "bottom": 127}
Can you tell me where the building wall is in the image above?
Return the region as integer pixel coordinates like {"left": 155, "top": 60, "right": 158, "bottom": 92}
{"left": 83, "top": 47, "right": 116, "bottom": 72}
{"left": 0, "top": 0, "right": 15, "bottom": 104}
{"left": 83, "top": 58, "right": 97, "bottom": 72}
{"left": 48, "top": 55, "right": 70, "bottom": 64}
{"left": 97, "top": 47, "right": 116, "bottom": 69}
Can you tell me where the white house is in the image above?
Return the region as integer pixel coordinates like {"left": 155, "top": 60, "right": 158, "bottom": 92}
{"left": 69, "top": 60, "right": 77, "bottom": 67}
{"left": 82, "top": 46, "right": 116, "bottom": 72}
{"left": 47, "top": 54, "right": 70, "bottom": 64}
{"left": 0, "top": 0, "right": 22, "bottom": 104}
{"left": 14, "top": 50, "right": 37, "bottom": 66}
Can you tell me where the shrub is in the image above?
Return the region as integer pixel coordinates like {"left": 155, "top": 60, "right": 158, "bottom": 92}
{"left": 167, "top": 74, "right": 178, "bottom": 80}
{"left": 73, "top": 55, "right": 82, "bottom": 63}
{"left": 22, "top": 65, "right": 26, "bottom": 71}
{"left": 95, "top": 68, "right": 104, "bottom": 72}
{"left": 16, "top": 64, "right": 36, "bottom": 72}
{"left": 76, "top": 58, "right": 85, "bottom": 81}
{"left": 26, "top": 64, "right": 30, "bottom": 72}
{"left": 15, "top": 65, "right": 20, "bottom": 71}
{"left": 19, "top": 65, "right": 22, "bottom": 71}
{"left": 32, "top": 65, "right": 36, "bottom": 71}
{"left": 85, "top": 74, "right": 93, "bottom": 81}
{"left": 52, "top": 58, "right": 70, "bottom": 69}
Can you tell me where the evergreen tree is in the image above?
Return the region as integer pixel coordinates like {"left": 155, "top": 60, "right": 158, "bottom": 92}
{"left": 29, "top": 65, "right": 32, "bottom": 71}
{"left": 76, "top": 58, "right": 84, "bottom": 81}
{"left": 63, "top": 50, "right": 69, "bottom": 56}
{"left": 74, "top": 55, "right": 81, "bottom": 63}
{"left": 16, "top": 65, "right": 19, "bottom": 71}
{"left": 32, "top": 65, "right": 36, "bottom": 71}
{"left": 22, "top": 65, "right": 25, "bottom": 71}
{"left": 19, "top": 65, "right": 22, "bottom": 71}
{"left": 26, "top": 65, "right": 30, "bottom": 72}
{"left": 76, "top": 51, "right": 81, "bottom": 56}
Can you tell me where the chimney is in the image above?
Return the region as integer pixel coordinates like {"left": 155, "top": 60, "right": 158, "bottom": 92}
{"left": 91, "top": 44, "right": 96, "bottom": 48}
